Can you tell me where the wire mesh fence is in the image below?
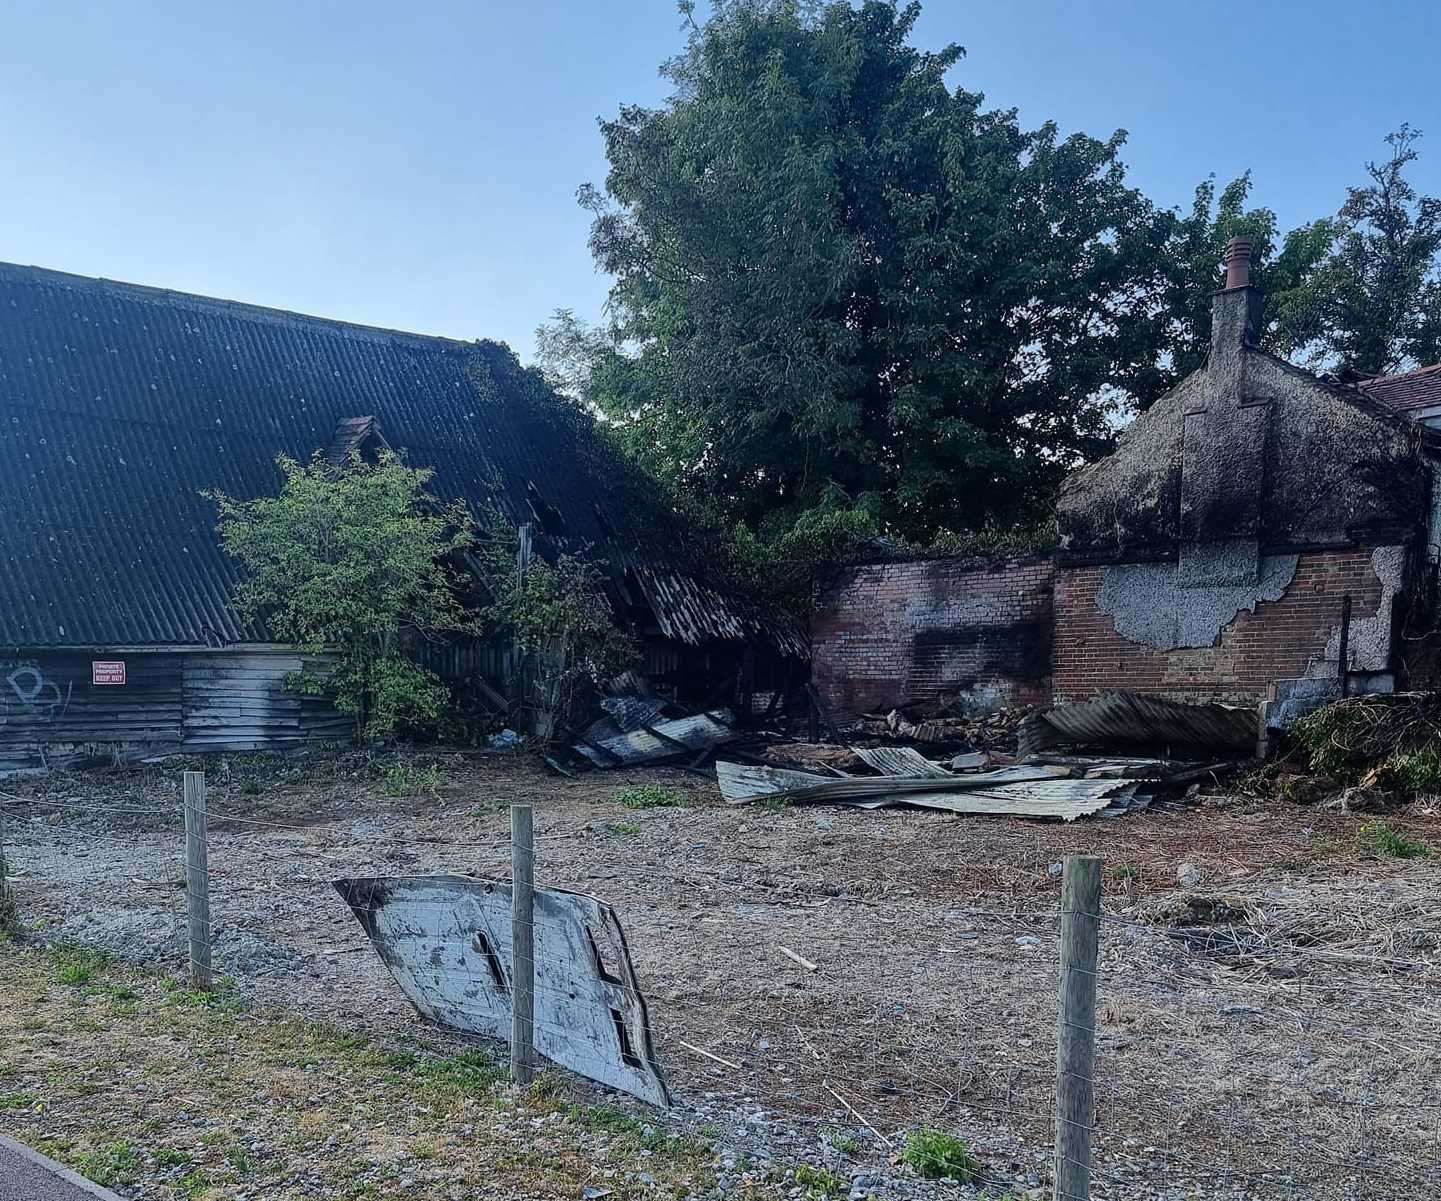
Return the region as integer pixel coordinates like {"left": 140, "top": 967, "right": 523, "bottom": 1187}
{"left": 3, "top": 766, "right": 1440, "bottom": 1200}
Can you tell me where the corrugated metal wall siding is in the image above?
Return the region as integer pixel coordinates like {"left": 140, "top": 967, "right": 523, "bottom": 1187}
{"left": 0, "top": 649, "right": 349, "bottom": 773}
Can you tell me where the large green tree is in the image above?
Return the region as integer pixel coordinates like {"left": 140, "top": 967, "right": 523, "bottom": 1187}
{"left": 1156, "top": 173, "right": 1335, "bottom": 388}
{"left": 559, "top": 0, "right": 1177, "bottom": 546}
{"left": 1278, "top": 127, "right": 1441, "bottom": 375}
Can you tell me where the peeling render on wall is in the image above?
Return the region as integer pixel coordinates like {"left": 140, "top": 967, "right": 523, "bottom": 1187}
{"left": 1315, "top": 545, "right": 1406, "bottom": 674}
{"left": 1096, "top": 550, "right": 1300, "bottom": 650}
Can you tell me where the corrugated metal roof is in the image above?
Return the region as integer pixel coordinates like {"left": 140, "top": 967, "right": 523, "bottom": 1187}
{"left": 1019, "top": 692, "right": 1258, "bottom": 756}
{"left": 0, "top": 262, "right": 799, "bottom": 652}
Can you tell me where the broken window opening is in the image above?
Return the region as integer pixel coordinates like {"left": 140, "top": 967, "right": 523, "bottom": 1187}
{"left": 587, "top": 925, "right": 622, "bottom": 985}
{"left": 610, "top": 1008, "right": 642, "bottom": 1069}
{"left": 471, "top": 930, "right": 510, "bottom": 995}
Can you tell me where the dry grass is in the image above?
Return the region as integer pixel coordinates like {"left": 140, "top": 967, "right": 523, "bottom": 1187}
{"left": 0, "top": 944, "right": 780, "bottom": 1201}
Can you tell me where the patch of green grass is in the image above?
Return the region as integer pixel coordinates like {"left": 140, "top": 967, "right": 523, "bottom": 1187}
{"left": 1358, "top": 820, "right": 1431, "bottom": 860}
{"left": 75, "top": 1139, "right": 141, "bottom": 1189}
{"left": 50, "top": 946, "right": 109, "bottom": 987}
{"left": 0, "top": 887, "right": 18, "bottom": 938}
{"left": 795, "top": 1164, "right": 847, "bottom": 1199}
{"left": 614, "top": 785, "right": 688, "bottom": 809}
{"left": 226, "top": 1143, "right": 255, "bottom": 1175}
{"left": 239, "top": 779, "right": 265, "bottom": 796}
{"left": 153, "top": 1146, "right": 192, "bottom": 1169}
{"left": 178, "top": 1168, "right": 213, "bottom": 1198}
{"left": 0, "top": 1091, "right": 36, "bottom": 1110}
{"left": 607, "top": 821, "right": 641, "bottom": 836}
{"left": 755, "top": 795, "right": 790, "bottom": 813}
{"left": 398, "top": 1049, "right": 506, "bottom": 1098}
{"left": 826, "top": 1129, "right": 863, "bottom": 1157}
{"left": 159, "top": 974, "right": 248, "bottom": 1017}
{"left": 381, "top": 762, "right": 445, "bottom": 797}
{"left": 901, "top": 1128, "right": 979, "bottom": 1181}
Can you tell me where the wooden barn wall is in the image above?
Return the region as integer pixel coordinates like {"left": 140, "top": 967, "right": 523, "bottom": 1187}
{"left": 181, "top": 652, "right": 351, "bottom": 751}
{"left": 0, "top": 649, "right": 349, "bottom": 774}
{"left": 0, "top": 652, "right": 183, "bottom": 772}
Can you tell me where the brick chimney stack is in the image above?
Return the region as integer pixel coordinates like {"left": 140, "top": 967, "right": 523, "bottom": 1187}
{"left": 1179, "top": 236, "right": 1270, "bottom": 582}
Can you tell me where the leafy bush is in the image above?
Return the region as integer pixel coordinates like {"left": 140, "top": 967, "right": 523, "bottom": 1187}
{"left": 477, "top": 511, "right": 637, "bottom": 741}
{"left": 1358, "top": 820, "right": 1431, "bottom": 859}
{"left": 615, "top": 785, "right": 687, "bottom": 809}
{"left": 1291, "top": 695, "right": 1441, "bottom": 793}
{"left": 210, "top": 451, "right": 481, "bottom": 741}
{"left": 901, "top": 1128, "right": 979, "bottom": 1181}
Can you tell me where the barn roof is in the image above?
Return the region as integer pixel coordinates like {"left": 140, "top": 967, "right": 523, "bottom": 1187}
{"left": 0, "top": 261, "right": 798, "bottom": 653}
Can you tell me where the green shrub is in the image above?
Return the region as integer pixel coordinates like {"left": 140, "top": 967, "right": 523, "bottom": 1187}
{"left": 615, "top": 785, "right": 686, "bottom": 809}
{"left": 1358, "top": 820, "right": 1431, "bottom": 859}
{"left": 1378, "top": 746, "right": 1441, "bottom": 794}
{"left": 901, "top": 1128, "right": 979, "bottom": 1181}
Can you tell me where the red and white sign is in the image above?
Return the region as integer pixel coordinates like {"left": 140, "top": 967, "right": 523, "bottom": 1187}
{"left": 92, "top": 661, "right": 126, "bottom": 686}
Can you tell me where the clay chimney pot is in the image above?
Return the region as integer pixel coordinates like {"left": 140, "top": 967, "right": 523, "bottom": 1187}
{"left": 1224, "top": 237, "right": 1254, "bottom": 290}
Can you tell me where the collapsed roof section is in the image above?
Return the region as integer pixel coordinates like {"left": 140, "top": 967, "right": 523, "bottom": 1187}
{"left": 0, "top": 262, "right": 800, "bottom": 655}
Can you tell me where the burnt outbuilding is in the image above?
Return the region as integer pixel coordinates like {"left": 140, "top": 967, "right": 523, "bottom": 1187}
{"left": 0, "top": 262, "right": 796, "bottom": 772}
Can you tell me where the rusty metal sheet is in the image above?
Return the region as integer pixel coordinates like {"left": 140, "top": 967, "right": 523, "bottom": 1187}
{"left": 335, "top": 874, "right": 669, "bottom": 1107}
{"left": 1019, "top": 692, "right": 1259, "bottom": 757}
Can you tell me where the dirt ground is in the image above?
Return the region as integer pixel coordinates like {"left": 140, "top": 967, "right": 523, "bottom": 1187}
{"left": 4, "top": 748, "right": 1441, "bottom": 1200}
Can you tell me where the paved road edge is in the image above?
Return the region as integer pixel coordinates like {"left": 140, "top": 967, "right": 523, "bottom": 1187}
{"left": 0, "top": 1134, "right": 129, "bottom": 1200}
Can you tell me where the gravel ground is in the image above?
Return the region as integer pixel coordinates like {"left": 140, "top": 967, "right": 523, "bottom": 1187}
{"left": 4, "top": 749, "right": 1441, "bottom": 1199}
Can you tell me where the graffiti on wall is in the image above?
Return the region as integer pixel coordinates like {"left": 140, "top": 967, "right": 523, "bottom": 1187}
{"left": 0, "top": 664, "right": 73, "bottom": 729}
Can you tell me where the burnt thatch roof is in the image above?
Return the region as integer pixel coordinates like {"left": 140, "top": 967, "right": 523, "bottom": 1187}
{"left": 1057, "top": 347, "right": 1427, "bottom": 561}
{"left": 0, "top": 262, "right": 798, "bottom": 653}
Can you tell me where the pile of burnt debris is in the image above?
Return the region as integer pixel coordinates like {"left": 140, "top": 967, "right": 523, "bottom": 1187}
{"left": 562, "top": 676, "right": 1259, "bottom": 822}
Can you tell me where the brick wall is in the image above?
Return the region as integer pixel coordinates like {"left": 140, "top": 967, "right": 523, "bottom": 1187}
{"left": 1053, "top": 548, "right": 1388, "bottom": 704}
{"left": 812, "top": 557, "right": 1055, "bottom": 714}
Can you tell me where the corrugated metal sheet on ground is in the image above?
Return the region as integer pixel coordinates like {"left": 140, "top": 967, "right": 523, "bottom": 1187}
{"left": 0, "top": 262, "right": 799, "bottom": 654}
{"left": 576, "top": 709, "right": 735, "bottom": 767}
{"left": 1019, "top": 691, "right": 1258, "bottom": 756}
{"left": 852, "top": 746, "right": 953, "bottom": 778}
{"left": 714, "top": 760, "right": 1125, "bottom": 820}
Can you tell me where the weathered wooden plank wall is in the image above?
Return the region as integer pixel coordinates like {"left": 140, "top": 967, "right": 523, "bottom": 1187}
{"left": 181, "top": 652, "right": 350, "bottom": 751}
{"left": 0, "top": 649, "right": 349, "bottom": 774}
{"left": 0, "top": 653, "right": 182, "bottom": 772}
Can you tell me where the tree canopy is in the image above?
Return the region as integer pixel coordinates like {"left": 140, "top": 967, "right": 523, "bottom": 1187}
{"left": 540, "top": 0, "right": 1441, "bottom": 567}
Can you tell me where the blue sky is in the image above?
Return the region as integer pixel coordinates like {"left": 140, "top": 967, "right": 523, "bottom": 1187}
{"left": 2, "top": 0, "right": 1437, "bottom": 362}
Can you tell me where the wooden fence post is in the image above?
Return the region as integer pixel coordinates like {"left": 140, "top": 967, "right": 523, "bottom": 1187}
{"left": 1054, "top": 854, "right": 1102, "bottom": 1201}
{"left": 183, "top": 771, "right": 213, "bottom": 991}
{"left": 510, "top": 802, "right": 536, "bottom": 1085}
{"left": 0, "top": 800, "right": 13, "bottom": 929}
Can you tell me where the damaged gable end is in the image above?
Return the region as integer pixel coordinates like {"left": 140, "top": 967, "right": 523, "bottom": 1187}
{"left": 1053, "top": 239, "right": 1430, "bottom": 705}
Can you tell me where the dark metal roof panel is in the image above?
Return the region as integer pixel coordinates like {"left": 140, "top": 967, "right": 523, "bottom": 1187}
{"left": 0, "top": 262, "right": 791, "bottom": 651}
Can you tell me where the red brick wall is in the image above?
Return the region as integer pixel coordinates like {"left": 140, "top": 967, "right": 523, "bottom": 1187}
{"left": 1053, "top": 549, "right": 1386, "bottom": 704}
{"left": 812, "top": 557, "right": 1055, "bottom": 714}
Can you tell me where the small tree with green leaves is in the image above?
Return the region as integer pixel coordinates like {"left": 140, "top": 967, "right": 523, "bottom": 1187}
{"left": 478, "top": 512, "right": 636, "bottom": 738}
{"left": 210, "top": 452, "right": 481, "bottom": 741}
